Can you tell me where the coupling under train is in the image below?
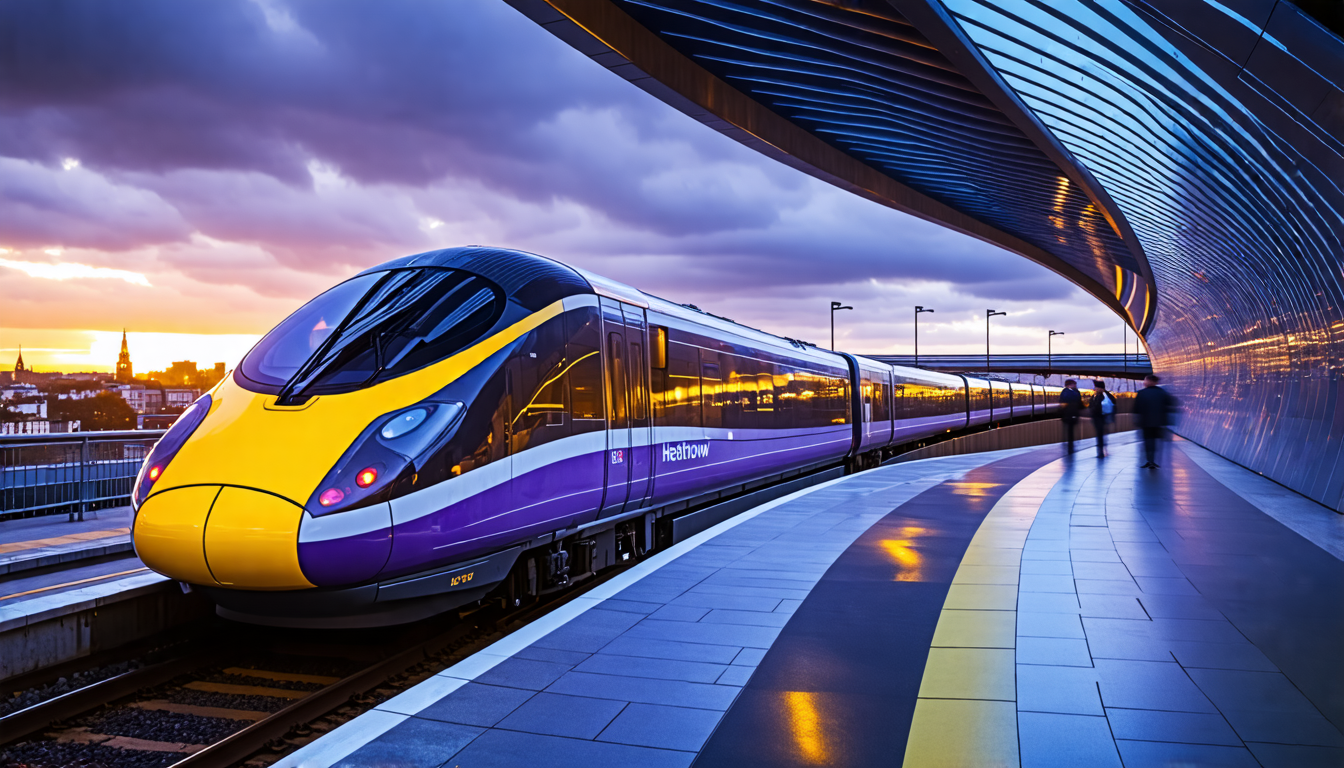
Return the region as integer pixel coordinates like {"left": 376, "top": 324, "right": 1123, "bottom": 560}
{"left": 130, "top": 247, "right": 1063, "bottom": 627}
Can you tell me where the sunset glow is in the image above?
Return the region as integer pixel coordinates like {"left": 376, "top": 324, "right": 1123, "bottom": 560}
{"left": 0, "top": 330, "right": 260, "bottom": 374}
{"left": 0, "top": 257, "right": 152, "bottom": 287}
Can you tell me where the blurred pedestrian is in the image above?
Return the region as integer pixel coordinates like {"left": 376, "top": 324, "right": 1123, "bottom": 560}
{"left": 1060, "top": 379, "right": 1082, "bottom": 454}
{"left": 1089, "top": 380, "right": 1116, "bottom": 457}
{"left": 1135, "top": 374, "right": 1176, "bottom": 468}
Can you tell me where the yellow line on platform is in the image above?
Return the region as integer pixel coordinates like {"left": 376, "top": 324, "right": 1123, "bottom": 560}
{"left": 0, "top": 527, "right": 130, "bottom": 555}
{"left": 0, "top": 567, "right": 149, "bottom": 601}
{"left": 901, "top": 461, "right": 1064, "bottom": 768}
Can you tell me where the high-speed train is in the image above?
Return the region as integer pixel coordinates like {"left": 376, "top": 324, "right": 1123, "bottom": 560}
{"left": 130, "top": 247, "right": 1063, "bottom": 627}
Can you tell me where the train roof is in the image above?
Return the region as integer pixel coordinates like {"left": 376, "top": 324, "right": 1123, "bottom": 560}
{"left": 362, "top": 246, "right": 592, "bottom": 312}
{"left": 360, "top": 247, "right": 844, "bottom": 368}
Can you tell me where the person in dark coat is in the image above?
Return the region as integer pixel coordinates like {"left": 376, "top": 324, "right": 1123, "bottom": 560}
{"left": 1088, "top": 380, "right": 1117, "bottom": 457}
{"left": 1134, "top": 374, "right": 1176, "bottom": 468}
{"left": 1059, "top": 379, "right": 1082, "bottom": 454}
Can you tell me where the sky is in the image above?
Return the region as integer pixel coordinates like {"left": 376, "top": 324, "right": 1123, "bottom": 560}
{"left": 0, "top": 0, "right": 1129, "bottom": 374}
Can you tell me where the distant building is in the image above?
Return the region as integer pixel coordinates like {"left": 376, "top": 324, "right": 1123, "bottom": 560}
{"left": 0, "top": 420, "right": 78, "bottom": 435}
{"left": 116, "top": 330, "right": 133, "bottom": 383}
{"left": 166, "top": 361, "right": 197, "bottom": 387}
{"left": 1, "top": 383, "right": 40, "bottom": 401}
{"left": 110, "top": 383, "right": 199, "bottom": 414}
{"left": 137, "top": 413, "right": 179, "bottom": 430}
{"left": 111, "top": 384, "right": 162, "bottom": 414}
{"left": 164, "top": 388, "right": 197, "bottom": 409}
{"left": 3, "top": 346, "right": 41, "bottom": 385}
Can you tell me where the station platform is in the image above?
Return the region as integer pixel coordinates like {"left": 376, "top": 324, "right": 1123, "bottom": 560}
{"left": 262, "top": 437, "right": 1339, "bottom": 767}
{"left": 0, "top": 506, "right": 133, "bottom": 576}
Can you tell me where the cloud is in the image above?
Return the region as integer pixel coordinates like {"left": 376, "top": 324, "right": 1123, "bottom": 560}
{"left": 0, "top": 0, "right": 1124, "bottom": 363}
{"left": 0, "top": 256, "right": 151, "bottom": 286}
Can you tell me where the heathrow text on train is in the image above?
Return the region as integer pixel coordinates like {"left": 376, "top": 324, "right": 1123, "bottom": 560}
{"left": 662, "top": 441, "right": 711, "bottom": 462}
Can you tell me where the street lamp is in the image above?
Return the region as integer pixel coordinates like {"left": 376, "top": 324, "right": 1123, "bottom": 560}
{"left": 1048, "top": 330, "right": 1064, "bottom": 377}
{"left": 986, "top": 309, "right": 1006, "bottom": 373}
{"left": 914, "top": 306, "right": 935, "bottom": 367}
{"left": 830, "top": 301, "right": 852, "bottom": 350}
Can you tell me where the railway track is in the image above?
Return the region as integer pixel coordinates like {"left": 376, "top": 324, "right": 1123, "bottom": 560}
{"left": 0, "top": 565, "right": 629, "bottom": 768}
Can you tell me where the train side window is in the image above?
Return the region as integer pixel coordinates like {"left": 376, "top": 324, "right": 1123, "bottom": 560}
{"left": 650, "top": 326, "right": 668, "bottom": 370}
{"left": 607, "top": 332, "right": 629, "bottom": 426}
{"left": 701, "top": 351, "right": 723, "bottom": 429}
{"left": 861, "top": 373, "right": 874, "bottom": 423}
{"left": 630, "top": 341, "right": 647, "bottom": 421}
{"left": 567, "top": 307, "right": 605, "bottom": 434}
{"left": 655, "top": 338, "right": 701, "bottom": 427}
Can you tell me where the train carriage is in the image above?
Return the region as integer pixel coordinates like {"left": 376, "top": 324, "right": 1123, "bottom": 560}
{"left": 130, "top": 247, "right": 1075, "bottom": 627}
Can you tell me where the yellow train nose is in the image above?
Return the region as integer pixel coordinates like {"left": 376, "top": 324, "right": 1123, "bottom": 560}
{"left": 134, "top": 486, "right": 314, "bottom": 591}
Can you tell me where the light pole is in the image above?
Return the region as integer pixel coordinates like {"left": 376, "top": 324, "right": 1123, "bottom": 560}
{"left": 1048, "top": 330, "right": 1064, "bottom": 376}
{"left": 914, "top": 306, "right": 935, "bottom": 367}
{"left": 1123, "top": 323, "right": 1128, "bottom": 376}
{"left": 830, "top": 301, "right": 852, "bottom": 350}
{"left": 986, "top": 309, "right": 1006, "bottom": 373}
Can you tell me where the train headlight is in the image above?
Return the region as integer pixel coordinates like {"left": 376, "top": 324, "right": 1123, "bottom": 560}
{"left": 380, "top": 408, "right": 428, "bottom": 439}
{"left": 307, "top": 400, "right": 463, "bottom": 516}
{"left": 132, "top": 394, "right": 212, "bottom": 510}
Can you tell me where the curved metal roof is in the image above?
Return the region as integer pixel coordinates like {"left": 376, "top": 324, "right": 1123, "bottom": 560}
{"left": 510, "top": 0, "right": 1344, "bottom": 510}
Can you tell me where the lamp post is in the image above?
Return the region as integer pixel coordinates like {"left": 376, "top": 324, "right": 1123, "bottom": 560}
{"left": 986, "top": 309, "right": 1006, "bottom": 373}
{"left": 830, "top": 301, "right": 852, "bottom": 350}
{"left": 914, "top": 306, "right": 935, "bottom": 367}
{"left": 1048, "top": 330, "right": 1064, "bottom": 377}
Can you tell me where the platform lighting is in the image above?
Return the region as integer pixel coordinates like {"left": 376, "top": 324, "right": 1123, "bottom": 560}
{"left": 830, "top": 301, "right": 852, "bottom": 350}
{"left": 1048, "top": 330, "right": 1065, "bottom": 375}
{"left": 986, "top": 309, "right": 1007, "bottom": 373}
{"left": 915, "top": 306, "right": 935, "bottom": 367}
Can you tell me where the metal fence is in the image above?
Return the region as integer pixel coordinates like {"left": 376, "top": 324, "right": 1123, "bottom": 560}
{"left": 0, "top": 430, "right": 165, "bottom": 521}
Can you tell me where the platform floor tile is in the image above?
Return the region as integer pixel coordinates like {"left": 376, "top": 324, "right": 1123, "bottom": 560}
{"left": 278, "top": 449, "right": 1043, "bottom": 768}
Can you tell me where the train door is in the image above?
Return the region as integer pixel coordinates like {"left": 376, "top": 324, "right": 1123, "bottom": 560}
{"left": 621, "top": 304, "right": 653, "bottom": 510}
{"left": 599, "top": 298, "right": 653, "bottom": 516}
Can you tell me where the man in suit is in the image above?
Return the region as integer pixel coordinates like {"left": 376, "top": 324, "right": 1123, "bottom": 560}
{"left": 1059, "top": 379, "right": 1082, "bottom": 454}
{"left": 1134, "top": 374, "right": 1176, "bottom": 468}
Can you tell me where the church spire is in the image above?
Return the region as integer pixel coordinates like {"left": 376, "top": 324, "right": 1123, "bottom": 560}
{"left": 116, "top": 329, "right": 133, "bottom": 383}
{"left": 14, "top": 345, "right": 24, "bottom": 373}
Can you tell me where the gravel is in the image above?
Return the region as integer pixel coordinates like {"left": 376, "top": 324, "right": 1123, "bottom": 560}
{"left": 167, "top": 689, "right": 290, "bottom": 713}
{"left": 0, "top": 662, "right": 143, "bottom": 718}
{"left": 0, "top": 740, "right": 181, "bottom": 768}
{"left": 200, "top": 674, "right": 322, "bottom": 692}
{"left": 231, "top": 655, "right": 360, "bottom": 678}
{"left": 82, "top": 708, "right": 246, "bottom": 745}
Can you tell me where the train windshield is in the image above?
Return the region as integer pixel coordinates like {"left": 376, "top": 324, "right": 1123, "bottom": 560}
{"left": 239, "top": 268, "right": 504, "bottom": 398}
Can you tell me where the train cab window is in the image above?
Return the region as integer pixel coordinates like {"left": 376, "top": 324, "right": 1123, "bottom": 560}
{"left": 510, "top": 315, "right": 570, "bottom": 454}
{"left": 240, "top": 268, "right": 504, "bottom": 399}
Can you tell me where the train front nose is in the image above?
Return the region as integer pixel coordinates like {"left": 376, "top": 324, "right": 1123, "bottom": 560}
{"left": 134, "top": 485, "right": 314, "bottom": 590}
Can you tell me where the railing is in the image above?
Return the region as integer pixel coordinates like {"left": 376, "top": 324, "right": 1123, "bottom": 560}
{"left": 0, "top": 430, "right": 165, "bottom": 521}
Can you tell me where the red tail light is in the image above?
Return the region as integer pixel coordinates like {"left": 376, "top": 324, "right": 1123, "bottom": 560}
{"left": 148, "top": 465, "right": 163, "bottom": 481}
{"left": 356, "top": 467, "right": 378, "bottom": 488}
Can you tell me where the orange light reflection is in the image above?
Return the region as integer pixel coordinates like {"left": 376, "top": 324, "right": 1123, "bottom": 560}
{"left": 946, "top": 481, "right": 1002, "bottom": 497}
{"left": 784, "top": 691, "right": 828, "bottom": 764}
{"left": 879, "top": 526, "right": 928, "bottom": 582}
